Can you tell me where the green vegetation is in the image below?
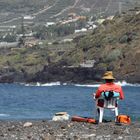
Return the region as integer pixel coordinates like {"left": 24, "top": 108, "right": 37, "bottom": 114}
{"left": 0, "top": 33, "right": 16, "bottom": 42}
{"left": 1, "top": 10, "right": 140, "bottom": 69}
{"left": 60, "top": 11, "right": 140, "bottom": 74}
{"left": 105, "top": 49, "right": 122, "bottom": 62}
{"left": 0, "top": 47, "right": 48, "bottom": 73}
{"left": 31, "top": 18, "right": 86, "bottom": 40}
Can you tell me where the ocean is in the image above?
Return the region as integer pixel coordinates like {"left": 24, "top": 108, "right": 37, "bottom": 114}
{"left": 0, "top": 82, "right": 140, "bottom": 121}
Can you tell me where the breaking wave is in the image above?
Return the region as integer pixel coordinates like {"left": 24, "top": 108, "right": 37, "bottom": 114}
{"left": 23, "top": 81, "right": 140, "bottom": 87}
{"left": 24, "top": 82, "right": 61, "bottom": 86}
{"left": 75, "top": 81, "right": 140, "bottom": 87}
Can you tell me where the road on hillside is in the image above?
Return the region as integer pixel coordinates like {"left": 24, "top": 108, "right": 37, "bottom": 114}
{"left": 50, "top": 0, "right": 81, "bottom": 18}
{"left": 0, "top": 0, "right": 59, "bottom": 25}
{"left": 0, "top": 0, "right": 82, "bottom": 25}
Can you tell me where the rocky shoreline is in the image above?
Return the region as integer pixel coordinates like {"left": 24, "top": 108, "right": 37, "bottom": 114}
{"left": 0, "top": 65, "right": 140, "bottom": 84}
{"left": 0, "top": 120, "right": 140, "bottom": 140}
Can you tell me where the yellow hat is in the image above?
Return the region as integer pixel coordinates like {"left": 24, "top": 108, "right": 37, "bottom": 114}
{"left": 102, "top": 71, "right": 115, "bottom": 80}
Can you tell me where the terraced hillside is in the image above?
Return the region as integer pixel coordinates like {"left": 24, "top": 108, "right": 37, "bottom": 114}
{"left": 35, "top": 0, "right": 75, "bottom": 22}
{"left": 0, "top": 0, "right": 56, "bottom": 24}
{"left": 0, "top": 0, "right": 140, "bottom": 25}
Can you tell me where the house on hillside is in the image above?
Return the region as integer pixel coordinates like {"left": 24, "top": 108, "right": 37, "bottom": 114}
{"left": 80, "top": 60, "right": 96, "bottom": 68}
{"left": 45, "top": 22, "right": 56, "bottom": 27}
{"left": 25, "top": 37, "right": 39, "bottom": 47}
{"left": 60, "top": 38, "right": 73, "bottom": 43}
{"left": 0, "top": 42, "right": 18, "bottom": 48}
{"left": 106, "top": 16, "right": 114, "bottom": 20}
{"left": 0, "top": 25, "right": 16, "bottom": 32}
{"left": 75, "top": 28, "right": 87, "bottom": 33}
{"left": 96, "top": 18, "right": 106, "bottom": 24}
{"left": 24, "top": 15, "right": 35, "bottom": 20}
{"left": 86, "top": 21, "right": 97, "bottom": 30}
{"left": 23, "top": 15, "right": 35, "bottom": 27}
{"left": 68, "top": 13, "right": 77, "bottom": 19}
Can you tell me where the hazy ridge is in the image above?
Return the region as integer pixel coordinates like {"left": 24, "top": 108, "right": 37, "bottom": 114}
{"left": 0, "top": 0, "right": 140, "bottom": 24}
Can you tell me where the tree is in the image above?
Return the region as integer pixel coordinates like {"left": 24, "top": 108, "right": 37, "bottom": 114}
{"left": 33, "top": 25, "right": 47, "bottom": 40}
{"left": 18, "top": 37, "right": 25, "bottom": 47}
{"left": 3, "top": 33, "right": 16, "bottom": 42}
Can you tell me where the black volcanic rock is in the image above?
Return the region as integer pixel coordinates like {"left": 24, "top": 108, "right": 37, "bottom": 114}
{"left": 28, "top": 65, "right": 105, "bottom": 84}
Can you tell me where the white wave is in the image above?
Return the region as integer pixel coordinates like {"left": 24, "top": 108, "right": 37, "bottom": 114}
{"left": 75, "top": 84, "right": 100, "bottom": 87}
{"left": 115, "top": 81, "right": 140, "bottom": 87}
{"left": 24, "top": 82, "right": 61, "bottom": 87}
{"left": 75, "top": 81, "right": 140, "bottom": 87}
{"left": 115, "top": 81, "right": 130, "bottom": 86}
{"left": 0, "top": 114, "right": 10, "bottom": 117}
{"left": 41, "top": 82, "right": 61, "bottom": 86}
{"left": 24, "top": 81, "right": 140, "bottom": 87}
{"left": 62, "top": 83, "right": 67, "bottom": 85}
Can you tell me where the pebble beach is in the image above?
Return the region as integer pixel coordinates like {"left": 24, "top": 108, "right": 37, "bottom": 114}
{"left": 0, "top": 120, "right": 140, "bottom": 140}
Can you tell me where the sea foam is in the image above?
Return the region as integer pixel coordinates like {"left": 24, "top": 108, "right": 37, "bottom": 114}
{"left": 24, "top": 81, "right": 140, "bottom": 87}
{"left": 24, "top": 82, "right": 61, "bottom": 87}
{"left": 75, "top": 81, "right": 140, "bottom": 87}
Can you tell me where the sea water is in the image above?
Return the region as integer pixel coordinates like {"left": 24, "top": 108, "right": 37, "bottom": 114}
{"left": 0, "top": 82, "right": 139, "bottom": 121}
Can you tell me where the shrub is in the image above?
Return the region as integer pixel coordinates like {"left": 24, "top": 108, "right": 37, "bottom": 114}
{"left": 119, "top": 32, "right": 137, "bottom": 44}
{"left": 105, "top": 49, "right": 122, "bottom": 62}
{"left": 119, "top": 35, "right": 129, "bottom": 44}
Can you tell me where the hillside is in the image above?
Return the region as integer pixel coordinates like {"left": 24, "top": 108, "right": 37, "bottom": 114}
{"left": 59, "top": 8, "right": 140, "bottom": 83}
{"left": 0, "top": 8, "right": 140, "bottom": 83}
{"left": 0, "top": 0, "right": 140, "bottom": 25}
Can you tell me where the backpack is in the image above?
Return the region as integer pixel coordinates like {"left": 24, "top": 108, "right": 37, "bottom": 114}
{"left": 117, "top": 115, "right": 131, "bottom": 124}
{"left": 103, "top": 91, "right": 114, "bottom": 101}
{"left": 102, "top": 91, "right": 120, "bottom": 100}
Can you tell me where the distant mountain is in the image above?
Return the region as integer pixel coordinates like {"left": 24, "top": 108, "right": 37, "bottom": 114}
{"left": 0, "top": 0, "right": 140, "bottom": 24}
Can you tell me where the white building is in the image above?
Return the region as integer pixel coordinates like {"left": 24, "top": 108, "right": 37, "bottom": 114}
{"left": 75, "top": 28, "right": 87, "bottom": 33}
{"left": 80, "top": 60, "right": 96, "bottom": 68}
{"left": 96, "top": 19, "right": 106, "bottom": 24}
{"left": 106, "top": 16, "right": 114, "bottom": 20}
{"left": 45, "top": 22, "right": 56, "bottom": 27}
{"left": 24, "top": 15, "right": 35, "bottom": 20}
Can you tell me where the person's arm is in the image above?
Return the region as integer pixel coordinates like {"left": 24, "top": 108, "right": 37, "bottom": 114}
{"left": 95, "top": 88, "right": 101, "bottom": 99}
{"left": 119, "top": 86, "right": 124, "bottom": 100}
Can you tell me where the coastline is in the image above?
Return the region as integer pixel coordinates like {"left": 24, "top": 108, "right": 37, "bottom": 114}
{"left": 0, "top": 120, "right": 140, "bottom": 140}
{"left": 0, "top": 65, "right": 140, "bottom": 85}
{"left": 1, "top": 79, "right": 140, "bottom": 87}
{"left": 18, "top": 81, "right": 140, "bottom": 87}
